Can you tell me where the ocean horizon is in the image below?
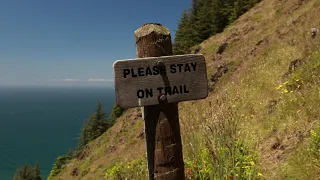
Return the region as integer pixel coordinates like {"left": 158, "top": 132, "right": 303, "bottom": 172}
{"left": 0, "top": 85, "right": 115, "bottom": 180}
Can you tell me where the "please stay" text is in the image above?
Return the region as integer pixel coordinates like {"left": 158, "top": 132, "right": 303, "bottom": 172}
{"left": 123, "top": 62, "right": 197, "bottom": 78}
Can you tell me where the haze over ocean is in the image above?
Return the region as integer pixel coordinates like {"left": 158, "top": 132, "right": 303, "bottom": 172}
{"left": 0, "top": 86, "right": 115, "bottom": 179}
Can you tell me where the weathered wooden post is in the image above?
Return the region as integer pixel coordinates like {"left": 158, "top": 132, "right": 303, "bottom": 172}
{"left": 113, "top": 23, "right": 208, "bottom": 180}
{"left": 135, "top": 23, "right": 184, "bottom": 180}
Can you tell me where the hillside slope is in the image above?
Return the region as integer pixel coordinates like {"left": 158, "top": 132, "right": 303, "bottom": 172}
{"left": 51, "top": 0, "right": 320, "bottom": 179}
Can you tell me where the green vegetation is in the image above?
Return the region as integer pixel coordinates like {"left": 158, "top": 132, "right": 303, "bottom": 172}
{"left": 270, "top": 52, "right": 320, "bottom": 179}
{"left": 48, "top": 155, "right": 72, "bottom": 179}
{"left": 173, "top": 0, "right": 261, "bottom": 54}
{"left": 49, "top": 0, "right": 320, "bottom": 179}
{"left": 77, "top": 101, "right": 112, "bottom": 150}
{"left": 13, "top": 163, "right": 42, "bottom": 180}
{"left": 49, "top": 101, "right": 122, "bottom": 179}
{"left": 308, "top": 125, "right": 320, "bottom": 172}
{"left": 111, "top": 104, "right": 124, "bottom": 118}
{"left": 183, "top": 115, "right": 261, "bottom": 180}
{"left": 105, "top": 156, "right": 148, "bottom": 180}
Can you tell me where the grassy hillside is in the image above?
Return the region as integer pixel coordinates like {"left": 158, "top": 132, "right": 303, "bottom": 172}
{"left": 51, "top": 0, "right": 320, "bottom": 179}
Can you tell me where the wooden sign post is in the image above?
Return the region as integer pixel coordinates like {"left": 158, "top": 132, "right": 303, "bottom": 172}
{"left": 113, "top": 23, "right": 208, "bottom": 180}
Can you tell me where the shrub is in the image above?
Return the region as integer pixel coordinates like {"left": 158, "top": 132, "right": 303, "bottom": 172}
{"left": 105, "top": 156, "right": 148, "bottom": 180}
{"left": 309, "top": 126, "right": 320, "bottom": 170}
{"left": 111, "top": 104, "right": 124, "bottom": 118}
{"left": 48, "top": 155, "right": 71, "bottom": 179}
{"left": 184, "top": 140, "right": 261, "bottom": 180}
{"left": 81, "top": 168, "right": 90, "bottom": 177}
{"left": 183, "top": 105, "right": 262, "bottom": 180}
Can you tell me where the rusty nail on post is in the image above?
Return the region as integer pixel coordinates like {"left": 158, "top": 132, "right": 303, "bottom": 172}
{"left": 159, "top": 94, "right": 167, "bottom": 102}
{"left": 156, "top": 60, "right": 166, "bottom": 75}
{"left": 156, "top": 60, "right": 164, "bottom": 67}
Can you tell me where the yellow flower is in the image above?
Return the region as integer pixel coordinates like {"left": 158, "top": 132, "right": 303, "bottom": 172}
{"left": 250, "top": 161, "right": 255, "bottom": 166}
{"left": 258, "top": 172, "right": 263, "bottom": 177}
{"left": 276, "top": 84, "right": 283, "bottom": 90}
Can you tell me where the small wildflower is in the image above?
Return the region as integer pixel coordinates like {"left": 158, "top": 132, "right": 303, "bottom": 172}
{"left": 276, "top": 84, "right": 283, "bottom": 90}
{"left": 258, "top": 172, "right": 263, "bottom": 177}
{"left": 311, "top": 130, "right": 316, "bottom": 137}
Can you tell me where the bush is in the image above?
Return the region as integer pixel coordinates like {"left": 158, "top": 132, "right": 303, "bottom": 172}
{"left": 105, "top": 157, "right": 148, "bottom": 180}
{"left": 48, "top": 155, "right": 71, "bottom": 179}
{"left": 309, "top": 126, "right": 320, "bottom": 170}
{"left": 184, "top": 140, "right": 261, "bottom": 180}
{"left": 183, "top": 107, "right": 262, "bottom": 180}
{"left": 111, "top": 104, "right": 124, "bottom": 118}
{"left": 81, "top": 168, "right": 90, "bottom": 177}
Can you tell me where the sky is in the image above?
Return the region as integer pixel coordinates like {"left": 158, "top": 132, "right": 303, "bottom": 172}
{"left": 0, "top": 0, "right": 191, "bottom": 87}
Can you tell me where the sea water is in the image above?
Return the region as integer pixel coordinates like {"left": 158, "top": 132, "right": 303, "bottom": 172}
{"left": 0, "top": 86, "right": 115, "bottom": 179}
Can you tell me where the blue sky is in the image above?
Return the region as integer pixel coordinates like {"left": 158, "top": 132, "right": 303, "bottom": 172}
{"left": 0, "top": 0, "right": 191, "bottom": 87}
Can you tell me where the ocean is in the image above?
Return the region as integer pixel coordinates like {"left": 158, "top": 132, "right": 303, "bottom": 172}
{"left": 0, "top": 86, "right": 115, "bottom": 180}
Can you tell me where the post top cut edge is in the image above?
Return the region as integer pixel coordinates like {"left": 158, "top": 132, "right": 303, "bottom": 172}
{"left": 113, "top": 54, "right": 205, "bottom": 65}
{"left": 134, "top": 23, "right": 170, "bottom": 37}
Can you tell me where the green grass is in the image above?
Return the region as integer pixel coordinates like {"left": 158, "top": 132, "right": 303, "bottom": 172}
{"left": 182, "top": 114, "right": 262, "bottom": 180}
{"left": 275, "top": 8, "right": 282, "bottom": 16}
{"left": 274, "top": 52, "right": 320, "bottom": 179}
{"left": 105, "top": 156, "right": 148, "bottom": 180}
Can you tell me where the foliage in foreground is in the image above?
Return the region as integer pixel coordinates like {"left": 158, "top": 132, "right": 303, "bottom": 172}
{"left": 103, "top": 110, "right": 262, "bottom": 180}
{"left": 309, "top": 125, "right": 320, "bottom": 172}
{"left": 105, "top": 156, "right": 148, "bottom": 180}
{"left": 13, "top": 163, "right": 42, "bottom": 180}
{"left": 182, "top": 106, "right": 262, "bottom": 180}
{"left": 279, "top": 53, "right": 320, "bottom": 179}
{"left": 184, "top": 141, "right": 261, "bottom": 180}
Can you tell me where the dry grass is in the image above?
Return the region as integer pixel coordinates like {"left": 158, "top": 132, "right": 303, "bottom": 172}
{"left": 51, "top": 108, "right": 146, "bottom": 180}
